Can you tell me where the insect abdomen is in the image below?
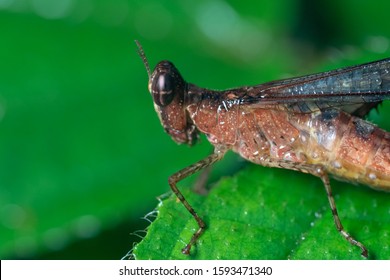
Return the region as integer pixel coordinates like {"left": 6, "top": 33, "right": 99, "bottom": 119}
{"left": 305, "top": 111, "right": 390, "bottom": 191}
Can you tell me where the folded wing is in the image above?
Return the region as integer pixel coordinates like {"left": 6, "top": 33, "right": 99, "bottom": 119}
{"left": 242, "top": 58, "right": 390, "bottom": 117}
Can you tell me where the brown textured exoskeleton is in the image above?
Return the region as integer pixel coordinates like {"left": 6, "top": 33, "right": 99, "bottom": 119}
{"left": 136, "top": 41, "right": 390, "bottom": 258}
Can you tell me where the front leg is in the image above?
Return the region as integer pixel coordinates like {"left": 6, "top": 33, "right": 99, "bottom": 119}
{"left": 168, "top": 146, "right": 227, "bottom": 255}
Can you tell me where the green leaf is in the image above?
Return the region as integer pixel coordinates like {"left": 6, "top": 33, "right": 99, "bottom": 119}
{"left": 133, "top": 162, "right": 390, "bottom": 260}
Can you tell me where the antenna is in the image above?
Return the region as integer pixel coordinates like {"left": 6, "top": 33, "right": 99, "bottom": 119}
{"left": 135, "top": 40, "right": 151, "bottom": 80}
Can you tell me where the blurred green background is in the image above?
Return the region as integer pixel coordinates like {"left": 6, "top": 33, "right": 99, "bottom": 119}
{"left": 0, "top": 0, "right": 389, "bottom": 259}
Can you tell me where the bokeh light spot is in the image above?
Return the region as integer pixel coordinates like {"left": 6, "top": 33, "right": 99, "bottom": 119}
{"left": 1, "top": 204, "right": 26, "bottom": 229}
{"left": 30, "top": 0, "right": 74, "bottom": 20}
{"left": 0, "top": 0, "right": 14, "bottom": 9}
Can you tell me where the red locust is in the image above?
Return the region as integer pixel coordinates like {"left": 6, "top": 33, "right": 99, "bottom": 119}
{"left": 136, "top": 41, "right": 390, "bottom": 258}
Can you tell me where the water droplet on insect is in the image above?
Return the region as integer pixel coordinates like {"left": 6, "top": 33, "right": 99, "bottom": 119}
{"left": 368, "top": 173, "right": 377, "bottom": 180}
{"left": 332, "top": 161, "right": 342, "bottom": 169}
{"left": 283, "top": 152, "right": 293, "bottom": 161}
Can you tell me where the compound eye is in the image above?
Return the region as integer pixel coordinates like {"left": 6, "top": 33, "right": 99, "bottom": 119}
{"left": 152, "top": 73, "right": 175, "bottom": 107}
